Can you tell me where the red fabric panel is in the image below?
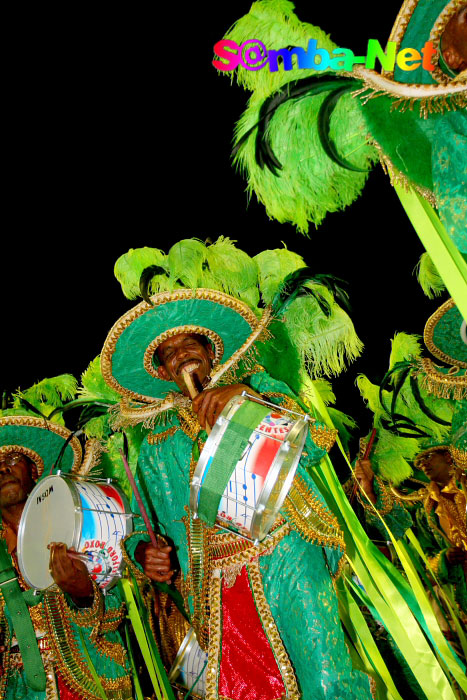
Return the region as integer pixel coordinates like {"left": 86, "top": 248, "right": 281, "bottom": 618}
{"left": 56, "top": 672, "right": 85, "bottom": 700}
{"left": 218, "top": 565, "right": 285, "bottom": 700}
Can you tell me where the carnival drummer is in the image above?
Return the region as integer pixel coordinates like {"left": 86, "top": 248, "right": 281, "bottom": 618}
{"left": 104, "top": 238, "right": 373, "bottom": 699}
{"left": 0, "top": 414, "right": 132, "bottom": 700}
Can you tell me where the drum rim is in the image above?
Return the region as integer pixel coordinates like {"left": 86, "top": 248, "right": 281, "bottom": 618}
{"left": 250, "top": 417, "right": 308, "bottom": 541}
{"left": 190, "top": 394, "right": 244, "bottom": 516}
{"left": 17, "top": 474, "right": 82, "bottom": 591}
{"left": 191, "top": 396, "right": 308, "bottom": 541}
{"left": 168, "top": 627, "right": 199, "bottom": 682}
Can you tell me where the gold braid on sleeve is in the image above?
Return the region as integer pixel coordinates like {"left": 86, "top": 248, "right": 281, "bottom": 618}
{"left": 120, "top": 531, "right": 152, "bottom": 586}
{"left": 282, "top": 474, "right": 345, "bottom": 553}
{"left": 262, "top": 392, "right": 337, "bottom": 452}
{"left": 358, "top": 476, "right": 394, "bottom": 516}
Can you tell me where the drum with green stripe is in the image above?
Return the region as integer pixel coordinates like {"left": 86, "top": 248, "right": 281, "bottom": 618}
{"left": 190, "top": 394, "right": 309, "bottom": 542}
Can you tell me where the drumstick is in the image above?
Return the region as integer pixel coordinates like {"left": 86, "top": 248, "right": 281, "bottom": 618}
{"left": 182, "top": 369, "right": 212, "bottom": 434}
{"left": 350, "top": 427, "right": 377, "bottom": 503}
{"left": 118, "top": 450, "right": 162, "bottom": 551}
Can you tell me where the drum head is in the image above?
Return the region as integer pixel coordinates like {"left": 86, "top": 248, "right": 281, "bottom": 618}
{"left": 17, "top": 475, "right": 81, "bottom": 590}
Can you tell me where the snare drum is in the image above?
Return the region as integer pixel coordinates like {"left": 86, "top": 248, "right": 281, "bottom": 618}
{"left": 17, "top": 474, "right": 133, "bottom": 591}
{"left": 168, "top": 628, "right": 207, "bottom": 697}
{"left": 190, "top": 394, "right": 309, "bottom": 542}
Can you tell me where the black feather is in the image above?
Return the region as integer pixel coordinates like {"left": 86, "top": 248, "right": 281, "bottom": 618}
{"left": 15, "top": 396, "right": 48, "bottom": 420}
{"left": 317, "top": 86, "right": 369, "bottom": 172}
{"left": 232, "top": 75, "right": 361, "bottom": 175}
{"left": 271, "top": 266, "right": 345, "bottom": 318}
{"left": 122, "top": 431, "right": 129, "bottom": 461}
{"left": 409, "top": 376, "right": 451, "bottom": 426}
{"left": 49, "top": 429, "right": 84, "bottom": 476}
{"left": 139, "top": 265, "right": 169, "bottom": 306}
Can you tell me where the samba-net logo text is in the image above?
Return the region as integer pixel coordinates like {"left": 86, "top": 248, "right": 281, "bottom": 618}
{"left": 213, "top": 38, "right": 437, "bottom": 73}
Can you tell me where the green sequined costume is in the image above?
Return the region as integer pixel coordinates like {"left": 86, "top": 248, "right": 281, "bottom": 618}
{"left": 123, "top": 370, "right": 372, "bottom": 700}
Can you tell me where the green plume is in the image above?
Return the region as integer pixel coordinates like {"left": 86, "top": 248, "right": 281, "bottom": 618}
{"left": 364, "top": 427, "right": 419, "bottom": 485}
{"left": 115, "top": 247, "right": 169, "bottom": 300}
{"left": 415, "top": 253, "right": 446, "bottom": 299}
{"left": 168, "top": 239, "right": 207, "bottom": 289}
{"left": 13, "top": 374, "right": 77, "bottom": 423}
{"left": 80, "top": 357, "right": 121, "bottom": 403}
{"left": 204, "top": 237, "right": 259, "bottom": 307}
{"left": 222, "top": 0, "right": 378, "bottom": 231}
{"left": 389, "top": 333, "right": 423, "bottom": 367}
{"left": 255, "top": 247, "right": 306, "bottom": 303}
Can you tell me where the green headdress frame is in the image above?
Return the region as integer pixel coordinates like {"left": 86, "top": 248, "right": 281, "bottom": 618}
{"left": 424, "top": 297, "right": 467, "bottom": 368}
{"left": 101, "top": 288, "right": 269, "bottom": 403}
{"left": 0, "top": 416, "right": 82, "bottom": 479}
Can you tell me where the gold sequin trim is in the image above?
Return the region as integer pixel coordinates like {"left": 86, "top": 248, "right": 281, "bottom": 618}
{"left": 147, "top": 426, "right": 179, "bottom": 445}
{"left": 120, "top": 531, "right": 152, "bottom": 585}
{"left": 424, "top": 298, "right": 467, "bottom": 369}
{"left": 413, "top": 358, "right": 467, "bottom": 400}
{"left": 283, "top": 475, "right": 345, "bottom": 552}
{"left": 101, "top": 288, "right": 262, "bottom": 403}
{"left": 427, "top": 552, "right": 443, "bottom": 576}
{"left": 309, "top": 423, "right": 337, "bottom": 452}
{"left": 450, "top": 446, "right": 467, "bottom": 470}
{"left": 204, "top": 572, "right": 221, "bottom": 700}
{"left": 177, "top": 407, "right": 202, "bottom": 441}
{"left": 246, "top": 558, "right": 300, "bottom": 698}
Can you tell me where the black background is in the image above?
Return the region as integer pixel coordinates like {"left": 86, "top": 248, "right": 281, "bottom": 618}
{"left": 3, "top": 2, "right": 438, "bottom": 442}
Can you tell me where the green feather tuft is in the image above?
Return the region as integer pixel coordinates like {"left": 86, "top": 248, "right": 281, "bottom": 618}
{"left": 389, "top": 333, "right": 423, "bottom": 368}
{"left": 415, "top": 253, "right": 446, "bottom": 299}
{"left": 204, "top": 237, "right": 259, "bottom": 307}
{"left": 13, "top": 374, "right": 78, "bottom": 423}
{"left": 80, "top": 357, "right": 121, "bottom": 403}
{"left": 115, "top": 247, "right": 169, "bottom": 300}
{"left": 255, "top": 247, "right": 305, "bottom": 303}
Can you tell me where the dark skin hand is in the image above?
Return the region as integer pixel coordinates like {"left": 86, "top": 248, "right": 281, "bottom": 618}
{"left": 48, "top": 542, "right": 93, "bottom": 604}
{"left": 134, "top": 541, "right": 174, "bottom": 584}
{"left": 445, "top": 547, "right": 467, "bottom": 565}
{"left": 354, "top": 458, "right": 377, "bottom": 505}
{"left": 192, "top": 384, "right": 262, "bottom": 430}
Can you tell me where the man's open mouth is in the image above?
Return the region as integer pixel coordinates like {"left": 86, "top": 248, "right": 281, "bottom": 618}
{"left": 178, "top": 361, "right": 201, "bottom": 376}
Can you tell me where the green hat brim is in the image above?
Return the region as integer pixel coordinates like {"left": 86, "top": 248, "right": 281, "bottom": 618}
{"left": 0, "top": 416, "right": 82, "bottom": 478}
{"left": 424, "top": 298, "right": 467, "bottom": 367}
{"left": 385, "top": 0, "right": 465, "bottom": 86}
{"left": 101, "top": 289, "right": 263, "bottom": 402}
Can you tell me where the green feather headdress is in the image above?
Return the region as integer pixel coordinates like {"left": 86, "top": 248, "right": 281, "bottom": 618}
{"left": 101, "top": 238, "right": 363, "bottom": 418}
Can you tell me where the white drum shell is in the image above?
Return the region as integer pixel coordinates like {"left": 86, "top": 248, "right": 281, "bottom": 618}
{"left": 17, "top": 475, "right": 132, "bottom": 591}
{"left": 168, "top": 628, "right": 207, "bottom": 696}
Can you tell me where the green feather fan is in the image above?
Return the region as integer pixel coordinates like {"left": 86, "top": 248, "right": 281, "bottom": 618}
{"left": 415, "top": 252, "right": 446, "bottom": 299}
{"left": 115, "top": 247, "right": 170, "bottom": 300}
{"left": 222, "top": 0, "right": 378, "bottom": 231}
{"left": 12, "top": 374, "right": 78, "bottom": 425}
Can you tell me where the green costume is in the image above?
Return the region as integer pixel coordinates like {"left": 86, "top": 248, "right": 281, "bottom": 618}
{"left": 102, "top": 239, "right": 372, "bottom": 699}
{"left": 0, "top": 411, "right": 133, "bottom": 700}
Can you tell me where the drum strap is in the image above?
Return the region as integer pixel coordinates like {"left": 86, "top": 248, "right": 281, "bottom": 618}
{"left": 0, "top": 538, "right": 46, "bottom": 692}
{"left": 198, "top": 401, "right": 270, "bottom": 526}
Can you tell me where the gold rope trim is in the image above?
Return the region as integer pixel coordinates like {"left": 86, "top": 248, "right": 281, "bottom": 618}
{"left": 205, "top": 572, "right": 222, "bottom": 700}
{"left": 352, "top": 66, "right": 467, "bottom": 118}
{"left": 424, "top": 298, "right": 467, "bottom": 369}
{"left": 413, "top": 358, "right": 467, "bottom": 400}
{"left": 101, "top": 288, "right": 262, "bottom": 403}
{"left": 0, "top": 444, "right": 44, "bottom": 478}
{"left": 283, "top": 475, "right": 345, "bottom": 553}
{"left": 0, "top": 415, "right": 82, "bottom": 470}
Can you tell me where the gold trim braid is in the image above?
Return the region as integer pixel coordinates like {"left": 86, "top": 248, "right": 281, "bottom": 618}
{"left": 283, "top": 475, "right": 345, "bottom": 554}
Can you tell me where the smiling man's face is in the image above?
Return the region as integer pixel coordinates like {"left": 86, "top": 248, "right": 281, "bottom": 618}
{"left": 0, "top": 452, "right": 35, "bottom": 509}
{"left": 156, "top": 332, "right": 215, "bottom": 394}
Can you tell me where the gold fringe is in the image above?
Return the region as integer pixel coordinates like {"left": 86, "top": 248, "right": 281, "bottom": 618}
{"left": 283, "top": 475, "right": 345, "bottom": 552}
{"left": 413, "top": 358, "right": 467, "bottom": 400}
{"left": 147, "top": 426, "right": 178, "bottom": 445}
